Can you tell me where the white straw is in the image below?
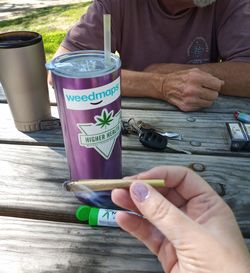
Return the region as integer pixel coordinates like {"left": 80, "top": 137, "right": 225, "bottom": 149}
{"left": 103, "top": 14, "right": 111, "bottom": 66}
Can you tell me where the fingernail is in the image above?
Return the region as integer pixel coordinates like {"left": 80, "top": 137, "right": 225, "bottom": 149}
{"left": 131, "top": 183, "right": 149, "bottom": 202}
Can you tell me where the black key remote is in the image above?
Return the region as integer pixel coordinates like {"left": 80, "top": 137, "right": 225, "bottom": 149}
{"left": 139, "top": 131, "right": 168, "bottom": 151}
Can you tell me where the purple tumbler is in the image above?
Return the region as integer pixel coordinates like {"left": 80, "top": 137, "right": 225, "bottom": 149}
{"left": 46, "top": 50, "right": 121, "bottom": 208}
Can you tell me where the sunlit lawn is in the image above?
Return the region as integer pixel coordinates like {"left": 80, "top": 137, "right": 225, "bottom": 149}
{"left": 0, "top": 2, "right": 91, "bottom": 60}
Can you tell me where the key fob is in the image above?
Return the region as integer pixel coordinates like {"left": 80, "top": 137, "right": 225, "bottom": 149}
{"left": 139, "top": 131, "right": 168, "bottom": 150}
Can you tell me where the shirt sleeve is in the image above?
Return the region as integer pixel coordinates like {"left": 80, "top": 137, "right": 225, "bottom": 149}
{"left": 61, "top": 0, "right": 119, "bottom": 52}
{"left": 216, "top": 0, "right": 250, "bottom": 62}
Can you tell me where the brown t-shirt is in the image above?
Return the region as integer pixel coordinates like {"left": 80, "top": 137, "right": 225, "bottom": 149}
{"left": 62, "top": 0, "right": 250, "bottom": 71}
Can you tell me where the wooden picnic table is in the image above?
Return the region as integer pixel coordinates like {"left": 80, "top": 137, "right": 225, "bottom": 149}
{"left": 0, "top": 84, "right": 249, "bottom": 273}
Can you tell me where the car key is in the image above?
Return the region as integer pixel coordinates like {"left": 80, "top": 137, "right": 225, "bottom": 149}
{"left": 125, "top": 118, "right": 191, "bottom": 153}
{"left": 139, "top": 130, "right": 168, "bottom": 151}
{"left": 139, "top": 130, "right": 191, "bottom": 154}
{"left": 137, "top": 120, "right": 182, "bottom": 140}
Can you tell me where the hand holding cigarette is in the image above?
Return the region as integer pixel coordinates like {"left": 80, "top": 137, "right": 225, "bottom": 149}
{"left": 111, "top": 166, "right": 250, "bottom": 273}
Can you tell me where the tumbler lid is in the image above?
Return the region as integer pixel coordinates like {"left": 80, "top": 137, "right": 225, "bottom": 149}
{"left": 46, "top": 50, "right": 121, "bottom": 78}
{"left": 0, "top": 31, "right": 42, "bottom": 48}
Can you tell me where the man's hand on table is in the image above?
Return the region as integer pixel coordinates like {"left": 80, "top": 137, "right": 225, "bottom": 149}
{"left": 112, "top": 166, "right": 250, "bottom": 273}
{"left": 144, "top": 64, "right": 224, "bottom": 111}
{"left": 157, "top": 68, "right": 224, "bottom": 112}
{"left": 144, "top": 61, "right": 250, "bottom": 99}
{"left": 121, "top": 68, "right": 224, "bottom": 112}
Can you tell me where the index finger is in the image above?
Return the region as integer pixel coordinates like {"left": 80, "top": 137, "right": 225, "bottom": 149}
{"left": 200, "top": 73, "right": 224, "bottom": 91}
{"left": 134, "top": 166, "right": 215, "bottom": 201}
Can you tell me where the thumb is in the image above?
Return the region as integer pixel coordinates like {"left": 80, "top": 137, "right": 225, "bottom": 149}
{"left": 130, "top": 182, "right": 203, "bottom": 245}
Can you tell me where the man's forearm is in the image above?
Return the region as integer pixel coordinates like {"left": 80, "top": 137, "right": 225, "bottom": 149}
{"left": 121, "top": 69, "right": 165, "bottom": 100}
{"left": 144, "top": 62, "right": 250, "bottom": 97}
{"left": 201, "top": 62, "right": 250, "bottom": 97}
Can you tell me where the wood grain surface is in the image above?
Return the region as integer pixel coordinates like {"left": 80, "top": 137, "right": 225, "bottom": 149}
{"left": 1, "top": 103, "right": 250, "bottom": 157}
{"left": 0, "top": 216, "right": 163, "bottom": 273}
{"left": 0, "top": 144, "right": 249, "bottom": 236}
{"left": 0, "top": 82, "right": 249, "bottom": 272}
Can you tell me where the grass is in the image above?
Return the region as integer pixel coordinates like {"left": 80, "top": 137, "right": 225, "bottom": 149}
{"left": 0, "top": 2, "right": 91, "bottom": 60}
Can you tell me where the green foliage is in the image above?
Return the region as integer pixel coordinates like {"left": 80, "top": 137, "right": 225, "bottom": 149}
{"left": 42, "top": 32, "right": 66, "bottom": 60}
{"left": 0, "top": 2, "right": 91, "bottom": 60}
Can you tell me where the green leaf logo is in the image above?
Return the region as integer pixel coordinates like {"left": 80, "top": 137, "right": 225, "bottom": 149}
{"left": 77, "top": 109, "right": 121, "bottom": 160}
{"left": 94, "top": 109, "right": 114, "bottom": 129}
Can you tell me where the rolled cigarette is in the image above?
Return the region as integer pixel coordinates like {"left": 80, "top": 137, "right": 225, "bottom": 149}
{"left": 64, "top": 179, "right": 165, "bottom": 192}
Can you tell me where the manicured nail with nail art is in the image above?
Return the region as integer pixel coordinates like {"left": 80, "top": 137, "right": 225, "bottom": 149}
{"left": 131, "top": 183, "right": 149, "bottom": 202}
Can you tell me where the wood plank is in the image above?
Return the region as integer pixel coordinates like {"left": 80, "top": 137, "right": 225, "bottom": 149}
{"left": 0, "top": 104, "right": 63, "bottom": 146}
{"left": 0, "top": 216, "right": 249, "bottom": 273}
{"left": 0, "top": 216, "right": 163, "bottom": 273}
{"left": 2, "top": 216, "right": 250, "bottom": 273}
{"left": 122, "top": 96, "right": 250, "bottom": 114}
{"left": 1, "top": 104, "right": 249, "bottom": 157}
{"left": 0, "top": 144, "right": 249, "bottom": 235}
{"left": 122, "top": 109, "right": 244, "bottom": 156}
{"left": 1, "top": 83, "right": 250, "bottom": 113}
